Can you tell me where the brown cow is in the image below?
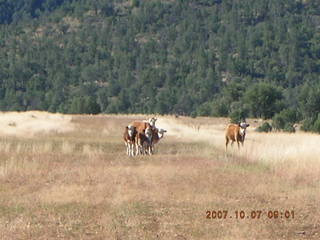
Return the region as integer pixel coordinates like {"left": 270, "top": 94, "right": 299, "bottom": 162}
{"left": 129, "top": 117, "right": 157, "bottom": 133}
{"left": 130, "top": 117, "right": 157, "bottom": 155}
{"left": 123, "top": 125, "right": 137, "bottom": 156}
{"left": 225, "top": 122, "right": 250, "bottom": 151}
{"left": 135, "top": 126, "right": 153, "bottom": 155}
{"left": 150, "top": 128, "right": 167, "bottom": 154}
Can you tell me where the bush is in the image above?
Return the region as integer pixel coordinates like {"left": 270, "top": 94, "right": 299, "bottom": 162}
{"left": 197, "top": 102, "right": 211, "bottom": 116}
{"left": 190, "top": 111, "right": 197, "bottom": 118}
{"left": 301, "top": 117, "right": 315, "bottom": 131}
{"left": 272, "top": 108, "right": 297, "bottom": 130}
{"left": 211, "top": 97, "right": 229, "bottom": 117}
{"left": 272, "top": 113, "right": 286, "bottom": 130}
{"left": 256, "top": 122, "right": 272, "bottom": 132}
{"left": 229, "top": 107, "right": 249, "bottom": 124}
{"left": 312, "top": 117, "right": 320, "bottom": 133}
{"left": 305, "top": 114, "right": 320, "bottom": 133}
{"left": 283, "top": 123, "right": 295, "bottom": 133}
{"left": 244, "top": 83, "right": 284, "bottom": 119}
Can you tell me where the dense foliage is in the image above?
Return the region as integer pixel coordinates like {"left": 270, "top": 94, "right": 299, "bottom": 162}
{"left": 0, "top": 0, "right": 320, "bottom": 132}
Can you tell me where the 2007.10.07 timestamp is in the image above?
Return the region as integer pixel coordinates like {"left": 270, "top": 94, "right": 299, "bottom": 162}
{"left": 206, "top": 210, "right": 295, "bottom": 220}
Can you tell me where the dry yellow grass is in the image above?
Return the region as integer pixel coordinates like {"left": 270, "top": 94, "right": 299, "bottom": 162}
{"left": 0, "top": 112, "right": 319, "bottom": 239}
{"left": 0, "top": 111, "right": 73, "bottom": 136}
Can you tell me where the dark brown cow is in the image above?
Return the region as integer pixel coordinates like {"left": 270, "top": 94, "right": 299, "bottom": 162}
{"left": 225, "top": 122, "right": 250, "bottom": 151}
{"left": 150, "top": 128, "right": 167, "bottom": 154}
{"left": 123, "top": 125, "right": 137, "bottom": 156}
{"left": 135, "top": 126, "right": 153, "bottom": 155}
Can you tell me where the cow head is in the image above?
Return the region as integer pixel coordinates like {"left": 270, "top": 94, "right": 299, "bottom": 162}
{"left": 238, "top": 122, "right": 249, "bottom": 136}
{"left": 127, "top": 125, "right": 136, "bottom": 137}
{"left": 145, "top": 126, "right": 153, "bottom": 142}
{"left": 157, "top": 128, "right": 167, "bottom": 139}
{"left": 148, "top": 117, "right": 157, "bottom": 127}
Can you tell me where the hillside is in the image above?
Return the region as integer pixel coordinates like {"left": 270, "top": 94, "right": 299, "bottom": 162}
{"left": 0, "top": 0, "right": 320, "bottom": 131}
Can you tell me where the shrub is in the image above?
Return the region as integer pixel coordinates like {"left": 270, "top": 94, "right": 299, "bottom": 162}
{"left": 190, "top": 111, "right": 197, "bottom": 118}
{"left": 311, "top": 114, "right": 320, "bottom": 133}
{"left": 211, "top": 98, "right": 229, "bottom": 117}
{"left": 272, "top": 108, "right": 297, "bottom": 131}
{"left": 229, "top": 107, "right": 249, "bottom": 124}
{"left": 256, "top": 122, "right": 272, "bottom": 132}
{"left": 283, "top": 123, "right": 295, "bottom": 133}
{"left": 244, "top": 83, "right": 284, "bottom": 119}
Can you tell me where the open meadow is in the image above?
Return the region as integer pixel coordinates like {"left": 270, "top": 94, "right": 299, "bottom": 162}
{"left": 0, "top": 111, "right": 319, "bottom": 239}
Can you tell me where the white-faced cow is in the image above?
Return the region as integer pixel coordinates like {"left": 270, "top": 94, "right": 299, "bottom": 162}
{"left": 123, "top": 125, "right": 137, "bottom": 156}
{"left": 150, "top": 128, "right": 167, "bottom": 154}
{"left": 135, "top": 126, "right": 153, "bottom": 155}
{"left": 225, "top": 122, "right": 250, "bottom": 151}
{"left": 129, "top": 117, "right": 157, "bottom": 154}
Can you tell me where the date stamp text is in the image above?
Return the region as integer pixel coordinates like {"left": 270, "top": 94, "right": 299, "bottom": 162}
{"left": 206, "top": 210, "right": 295, "bottom": 220}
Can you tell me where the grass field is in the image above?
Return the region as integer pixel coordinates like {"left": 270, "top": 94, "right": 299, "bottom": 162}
{"left": 0, "top": 112, "right": 319, "bottom": 239}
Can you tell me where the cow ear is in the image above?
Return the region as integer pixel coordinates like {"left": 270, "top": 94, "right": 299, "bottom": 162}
{"left": 238, "top": 122, "right": 241, "bottom": 126}
{"left": 247, "top": 123, "right": 250, "bottom": 127}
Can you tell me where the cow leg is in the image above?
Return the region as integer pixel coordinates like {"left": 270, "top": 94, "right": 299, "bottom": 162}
{"left": 225, "top": 138, "right": 229, "bottom": 151}
{"left": 128, "top": 143, "right": 131, "bottom": 156}
{"left": 128, "top": 143, "right": 132, "bottom": 156}
{"left": 135, "top": 143, "right": 140, "bottom": 155}
{"left": 148, "top": 145, "right": 152, "bottom": 155}
{"left": 138, "top": 144, "right": 142, "bottom": 155}
{"left": 131, "top": 143, "right": 135, "bottom": 156}
{"left": 125, "top": 142, "right": 129, "bottom": 155}
{"left": 138, "top": 143, "right": 143, "bottom": 155}
{"left": 147, "top": 145, "right": 152, "bottom": 155}
{"left": 133, "top": 142, "right": 137, "bottom": 156}
{"left": 145, "top": 144, "right": 149, "bottom": 155}
{"left": 142, "top": 144, "right": 146, "bottom": 155}
{"left": 130, "top": 143, "right": 134, "bottom": 156}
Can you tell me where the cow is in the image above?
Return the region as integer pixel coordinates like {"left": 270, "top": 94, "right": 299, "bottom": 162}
{"left": 129, "top": 117, "right": 157, "bottom": 133}
{"left": 150, "top": 128, "right": 167, "bottom": 154}
{"left": 129, "top": 117, "right": 157, "bottom": 155}
{"left": 135, "top": 126, "right": 153, "bottom": 155}
{"left": 225, "top": 122, "right": 250, "bottom": 151}
{"left": 123, "top": 125, "right": 137, "bottom": 156}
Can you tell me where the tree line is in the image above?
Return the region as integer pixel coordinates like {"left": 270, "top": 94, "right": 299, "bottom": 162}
{"left": 0, "top": 0, "right": 320, "bottom": 132}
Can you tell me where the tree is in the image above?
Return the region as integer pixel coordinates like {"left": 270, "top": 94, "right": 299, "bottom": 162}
{"left": 244, "top": 83, "right": 283, "bottom": 119}
{"left": 272, "top": 108, "right": 297, "bottom": 131}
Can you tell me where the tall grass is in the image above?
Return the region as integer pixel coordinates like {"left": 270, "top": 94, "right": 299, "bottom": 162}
{"left": 158, "top": 116, "right": 320, "bottom": 184}
{"left": 0, "top": 113, "right": 319, "bottom": 239}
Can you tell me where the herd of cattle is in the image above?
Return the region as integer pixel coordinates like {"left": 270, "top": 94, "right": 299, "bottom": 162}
{"left": 123, "top": 117, "right": 167, "bottom": 156}
{"left": 123, "top": 117, "right": 250, "bottom": 156}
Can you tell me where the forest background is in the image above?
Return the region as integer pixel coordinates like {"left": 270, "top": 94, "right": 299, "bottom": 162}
{"left": 0, "top": 0, "right": 320, "bottom": 132}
